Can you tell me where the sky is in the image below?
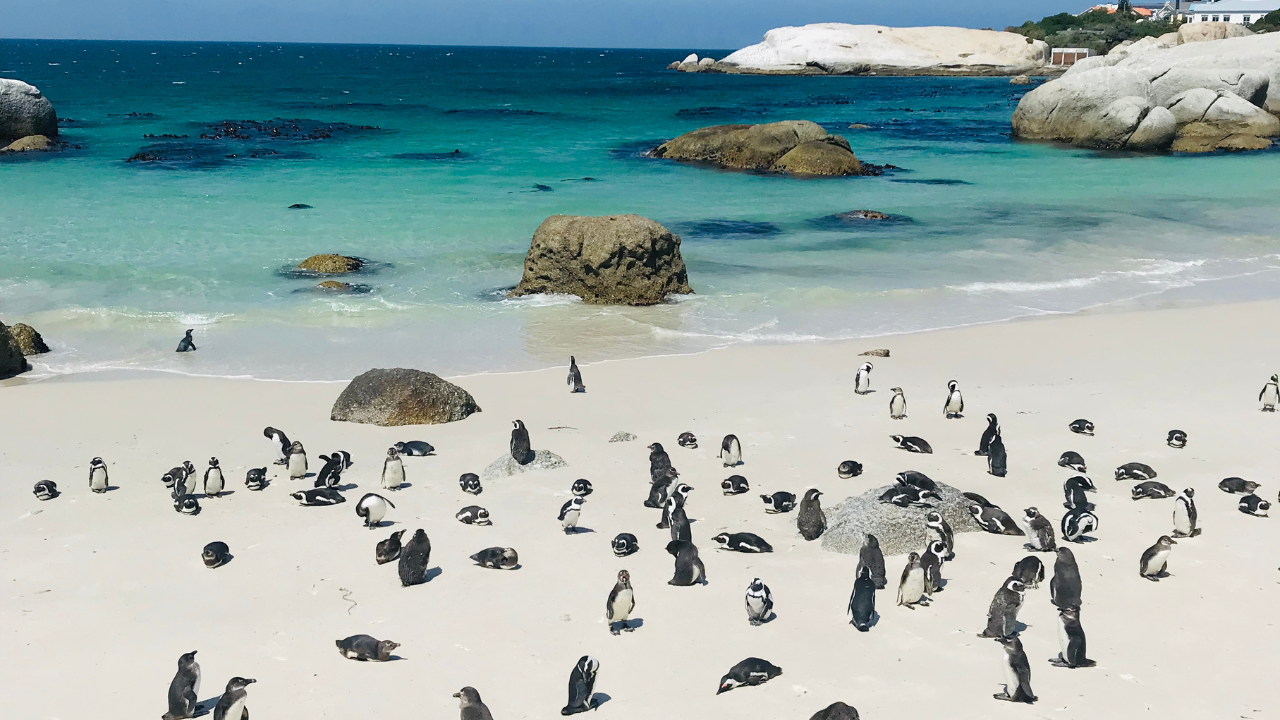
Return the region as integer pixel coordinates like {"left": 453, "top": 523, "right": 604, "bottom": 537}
{"left": 4, "top": 0, "right": 1079, "bottom": 49}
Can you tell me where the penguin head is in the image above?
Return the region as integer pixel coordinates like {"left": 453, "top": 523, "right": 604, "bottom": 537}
{"left": 1024, "top": 507, "right": 1040, "bottom": 520}
{"left": 967, "top": 504, "right": 984, "bottom": 518}
{"left": 987, "top": 413, "right": 997, "bottom": 423}
{"left": 91, "top": 457, "right": 105, "bottom": 467}
{"left": 648, "top": 442, "right": 664, "bottom": 453}
{"left": 512, "top": 420, "right": 524, "bottom": 430}
{"left": 918, "top": 489, "right": 941, "bottom": 502}
{"left": 1272, "top": 374, "right": 1278, "bottom": 383}
{"left": 208, "top": 457, "right": 219, "bottom": 468}
{"left": 947, "top": 380, "right": 958, "bottom": 391}
{"left": 1157, "top": 535, "right": 1177, "bottom": 547}
{"left": 890, "top": 434, "right": 904, "bottom": 445}
{"left": 864, "top": 533, "right": 879, "bottom": 549}
{"left": 184, "top": 329, "right": 193, "bottom": 337}
{"left": 925, "top": 511, "right": 942, "bottom": 526}
{"left": 804, "top": 488, "right": 822, "bottom": 502}
{"left": 617, "top": 569, "right": 630, "bottom": 585}
{"left": 453, "top": 687, "right": 483, "bottom": 706}
{"left": 178, "top": 650, "right": 198, "bottom": 667}
{"left": 1183, "top": 487, "right": 1195, "bottom": 498}
{"left": 861, "top": 362, "right": 873, "bottom": 372}
{"left": 224, "top": 677, "right": 255, "bottom": 691}
{"left": 906, "top": 551, "right": 920, "bottom": 565}
{"left": 386, "top": 446, "right": 400, "bottom": 459}
{"left": 1006, "top": 578, "right": 1026, "bottom": 594}
{"left": 290, "top": 441, "right": 304, "bottom": 453}
{"left": 928, "top": 540, "right": 947, "bottom": 556}
{"left": 857, "top": 564, "right": 871, "bottom": 580}
{"left": 264, "top": 427, "right": 277, "bottom": 439}
{"left": 712, "top": 533, "right": 730, "bottom": 547}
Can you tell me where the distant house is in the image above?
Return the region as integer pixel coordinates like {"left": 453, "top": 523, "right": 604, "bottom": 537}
{"left": 1051, "top": 47, "right": 1095, "bottom": 65}
{"left": 1184, "top": 0, "right": 1279, "bottom": 23}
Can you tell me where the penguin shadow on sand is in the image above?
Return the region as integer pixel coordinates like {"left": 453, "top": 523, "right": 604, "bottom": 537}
{"left": 422, "top": 567, "right": 443, "bottom": 582}
{"left": 588, "top": 693, "right": 612, "bottom": 710}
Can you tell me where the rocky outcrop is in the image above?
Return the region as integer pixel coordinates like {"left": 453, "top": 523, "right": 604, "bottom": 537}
{"left": 0, "top": 323, "right": 31, "bottom": 379}
{"left": 330, "top": 368, "right": 481, "bottom": 426}
{"left": 508, "top": 215, "right": 692, "bottom": 306}
{"left": 0, "top": 80, "right": 58, "bottom": 144}
{"left": 652, "top": 121, "right": 872, "bottom": 176}
{"left": 9, "top": 323, "right": 49, "bottom": 355}
{"left": 3, "top": 135, "right": 51, "bottom": 152}
{"left": 821, "top": 482, "right": 980, "bottom": 557}
{"left": 673, "top": 24, "right": 1047, "bottom": 76}
{"left": 1178, "top": 21, "right": 1253, "bottom": 45}
{"left": 1009, "top": 75, "right": 1031, "bottom": 85}
{"left": 298, "top": 254, "right": 363, "bottom": 274}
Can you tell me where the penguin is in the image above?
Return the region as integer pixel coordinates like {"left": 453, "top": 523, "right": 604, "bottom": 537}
{"left": 202, "top": 541, "right": 231, "bottom": 568}
{"left": 980, "top": 578, "right": 1025, "bottom": 638}
{"left": 761, "top": 491, "right": 797, "bottom": 513}
{"left": 567, "top": 356, "right": 586, "bottom": 393}
{"left": 559, "top": 496, "right": 584, "bottom": 533}
{"left": 1011, "top": 556, "right": 1045, "bottom": 589}
{"left": 848, "top": 564, "right": 877, "bottom": 631}
{"left": 797, "top": 488, "right": 826, "bottom": 541}
{"left": 920, "top": 540, "right": 947, "bottom": 595}
{"left": 393, "top": 440, "right": 434, "bottom": 456}
{"left": 889, "top": 386, "right": 906, "bottom": 419}
{"left": 1172, "top": 488, "right": 1199, "bottom": 537}
{"left": 811, "top": 702, "right": 862, "bottom": 720}
{"left": 376, "top": 529, "right": 405, "bottom": 565}
{"left": 561, "top": 656, "right": 599, "bottom": 715}
{"left": 571, "top": 478, "right": 593, "bottom": 497}
{"left": 162, "top": 650, "right": 201, "bottom": 720}
{"left": 1022, "top": 507, "right": 1056, "bottom": 552}
{"left": 1050, "top": 547, "right": 1083, "bottom": 610}
{"left": 1218, "top": 477, "right": 1260, "bottom": 495}
{"left": 212, "top": 677, "right": 254, "bottom": 720}
{"left": 1069, "top": 418, "right": 1094, "bottom": 435}
{"left": 398, "top": 529, "right": 432, "bottom": 587}
{"left": 612, "top": 533, "right": 639, "bottom": 557}
{"left": 1261, "top": 374, "right": 1279, "bottom": 411}
{"left": 896, "top": 470, "right": 937, "bottom": 492}
{"left": 712, "top": 532, "right": 773, "bottom": 553}
{"left": 510, "top": 420, "right": 533, "bottom": 465}
{"left": 1050, "top": 606, "right": 1096, "bottom": 668}
{"left": 837, "top": 460, "right": 863, "bottom": 479}
{"left": 356, "top": 493, "right": 394, "bottom": 528}
{"left": 943, "top": 380, "right": 964, "bottom": 418}
{"left": 744, "top": 577, "right": 773, "bottom": 625}
{"left": 459, "top": 473, "right": 482, "bottom": 495}
{"left": 856, "top": 534, "right": 888, "bottom": 589}
{"left": 263, "top": 426, "right": 291, "bottom": 465}
{"left": 453, "top": 687, "right": 494, "bottom": 720}
{"left": 721, "top": 475, "right": 749, "bottom": 495}
{"left": 1131, "top": 480, "right": 1175, "bottom": 499}
{"left": 677, "top": 432, "right": 698, "bottom": 449}
{"left": 666, "top": 539, "right": 707, "bottom": 586}
{"left": 665, "top": 496, "right": 692, "bottom": 543}
{"left": 962, "top": 491, "right": 997, "bottom": 508}
{"left": 336, "top": 634, "right": 400, "bottom": 662}
{"left": 290, "top": 488, "right": 345, "bottom": 506}
{"left": 381, "top": 447, "right": 405, "bottom": 491}
{"left": 719, "top": 434, "right": 742, "bottom": 467}
{"left": 175, "top": 329, "right": 197, "bottom": 353}
{"left": 924, "top": 511, "right": 954, "bottom": 559}
{"left": 244, "top": 467, "right": 268, "bottom": 491}
{"left": 974, "top": 413, "right": 1000, "bottom": 456}
{"left": 456, "top": 505, "right": 491, "bottom": 525}
{"left": 987, "top": 433, "right": 1008, "bottom": 477}
{"left": 716, "top": 658, "right": 782, "bottom": 694}
{"left": 32, "top": 479, "right": 58, "bottom": 501}
{"left": 648, "top": 442, "right": 673, "bottom": 481}
{"left": 313, "top": 454, "right": 342, "bottom": 488}
{"left": 1139, "top": 535, "right": 1176, "bottom": 581}
{"left": 1057, "top": 451, "right": 1086, "bottom": 473}
{"left": 896, "top": 552, "right": 927, "bottom": 609}
{"left": 891, "top": 434, "right": 932, "bottom": 453}
{"left": 606, "top": 569, "right": 635, "bottom": 634}
{"left": 1239, "top": 494, "right": 1270, "bottom": 516}
{"left": 1063, "top": 475, "right": 1095, "bottom": 510}
{"left": 1115, "top": 462, "right": 1156, "bottom": 481}
{"left": 854, "top": 362, "right": 873, "bottom": 395}
{"left": 286, "top": 441, "right": 307, "bottom": 479}
{"left": 1060, "top": 507, "right": 1100, "bottom": 543}
{"left": 174, "top": 496, "right": 201, "bottom": 515}
{"left": 646, "top": 470, "right": 673, "bottom": 509}
{"left": 172, "top": 469, "right": 200, "bottom": 500}
{"left": 969, "top": 504, "right": 1024, "bottom": 535}
{"left": 993, "top": 636, "right": 1036, "bottom": 703}
{"left": 469, "top": 546, "right": 518, "bottom": 569}
{"left": 1166, "top": 429, "right": 1187, "bottom": 449}
{"left": 879, "top": 484, "right": 939, "bottom": 507}
{"left": 89, "top": 457, "right": 109, "bottom": 493}
{"left": 202, "top": 458, "right": 224, "bottom": 498}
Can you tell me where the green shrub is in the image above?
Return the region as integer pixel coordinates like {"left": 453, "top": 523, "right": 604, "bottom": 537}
{"left": 1007, "top": 10, "right": 1181, "bottom": 53}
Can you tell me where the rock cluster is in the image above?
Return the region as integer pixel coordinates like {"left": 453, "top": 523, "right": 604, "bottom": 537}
{"left": 330, "top": 368, "right": 481, "bottom": 426}
{"left": 652, "top": 121, "right": 872, "bottom": 176}
{"left": 821, "top": 482, "right": 980, "bottom": 557}
{"left": 481, "top": 449, "right": 568, "bottom": 480}
{"left": 0, "top": 323, "right": 31, "bottom": 379}
{"left": 9, "top": 323, "right": 49, "bottom": 355}
{"left": 0, "top": 79, "right": 58, "bottom": 144}
{"left": 298, "top": 254, "right": 363, "bottom": 274}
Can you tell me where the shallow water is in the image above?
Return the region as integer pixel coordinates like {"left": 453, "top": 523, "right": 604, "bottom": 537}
{"left": 3, "top": 40, "right": 1280, "bottom": 380}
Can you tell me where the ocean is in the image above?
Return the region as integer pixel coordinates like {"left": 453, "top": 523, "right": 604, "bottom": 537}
{"left": 3, "top": 39, "right": 1279, "bottom": 381}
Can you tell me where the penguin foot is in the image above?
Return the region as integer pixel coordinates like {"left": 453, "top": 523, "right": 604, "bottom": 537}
{"left": 1048, "top": 657, "right": 1069, "bottom": 668}
{"left": 1142, "top": 575, "right": 1160, "bottom": 582}
{"left": 610, "top": 629, "right": 620, "bottom": 636}
{"left": 622, "top": 625, "right": 635, "bottom": 632}
{"left": 993, "top": 692, "right": 1013, "bottom": 702}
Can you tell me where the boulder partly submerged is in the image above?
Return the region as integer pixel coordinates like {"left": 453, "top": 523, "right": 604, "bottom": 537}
{"left": 330, "top": 368, "right": 481, "bottom": 426}
{"left": 508, "top": 214, "right": 692, "bottom": 306}
{"left": 482, "top": 449, "right": 567, "bottom": 480}
{"left": 821, "top": 482, "right": 981, "bottom": 557}
{"left": 9, "top": 323, "right": 49, "bottom": 355}
{"left": 298, "top": 254, "right": 363, "bottom": 274}
{"left": 0, "top": 79, "right": 58, "bottom": 144}
{"left": 0, "top": 322, "right": 31, "bottom": 379}
{"left": 652, "top": 121, "right": 876, "bottom": 176}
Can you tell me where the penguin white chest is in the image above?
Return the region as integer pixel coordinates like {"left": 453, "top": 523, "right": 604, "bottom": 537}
{"left": 382, "top": 460, "right": 405, "bottom": 489}
{"left": 1146, "top": 548, "right": 1170, "bottom": 574}
{"left": 746, "top": 592, "right": 767, "bottom": 618}
{"left": 611, "top": 588, "right": 633, "bottom": 621}
{"left": 362, "top": 498, "right": 388, "bottom": 523}
{"left": 1173, "top": 503, "right": 1191, "bottom": 532}
{"left": 89, "top": 467, "right": 108, "bottom": 490}
{"left": 205, "top": 470, "right": 223, "bottom": 494}
{"left": 890, "top": 395, "right": 905, "bottom": 417}
{"left": 1057, "top": 616, "right": 1069, "bottom": 655}
{"left": 288, "top": 453, "right": 307, "bottom": 479}
{"left": 1266, "top": 386, "right": 1280, "bottom": 405}
{"left": 946, "top": 392, "right": 962, "bottom": 414}
{"left": 221, "top": 695, "right": 248, "bottom": 720}
{"left": 901, "top": 568, "right": 924, "bottom": 603}
{"left": 562, "top": 509, "right": 580, "bottom": 529}
{"left": 1002, "top": 652, "right": 1019, "bottom": 688}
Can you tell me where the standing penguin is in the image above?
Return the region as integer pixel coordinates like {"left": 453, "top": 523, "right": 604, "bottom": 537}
{"left": 453, "top": 687, "right": 494, "bottom": 720}
{"left": 980, "top": 578, "right": 1026, "bottom": 639}
{"left": 382, "top": 447, "right": 405, "bottom": 491}
{"left": 744, "top": 577, "right": 773, "bottom": 625}
{"left": 976, "top": 413, "right": 999, "bottom": 456}
{"left": 857, "top": 534, "right": 888, "bottom": 589}
{"left": 606, "top": 570, "right": 635, "bottom": 634}
{"left": 943, "top": 380, "right": 964, "bottom": 418}
{"left": 315, "top": 453, "right": 344, "bottom": 488}
{"left": 993, "top": 636, "right": 1036, "bottom": 703}
{"left": 987, "top": 433, "right": 1008, "bottom": 477}
{"left": 1050, "top": 606, "right": 1096, "bottom": 668}
{"left": 510, "top": 420, "right": 533, "bottom": 465}
{"left": 848, "top": 565, "right": 877, "bottom": 631}
{"left": 896, "top": 552, "right": 927, "bottom": 609}
{"left": 88, "top": 457, "right": 109, "bottom": 493}
{"left": 924, "top": 511, "right": 954, "bottom": 559}
{"left": 1173, "top": 488, "right": 1199, "bottom": 538}
{"left": 162, "top": 651, "right": 201, "bottom": 720}
{"left": 797, "top": 488, "right": 826, "bottom": 541}
{"left": 666, "top": 539, "right": 707, "bottom": 586}
{"left": 1140, "top": 535, "right": 1177, "bottom": 581}
{"left": 1261, "top": 374, "right": 1280, "bottom": 411}
{"left": 889, "top": 387, "right": 906, "bottom": 419}
{"left": 719, "top": 434, "right": 742, "bottom": 467}
{"left": 356, "top": 493, "right": 395, "bottom": 529}
{"left": 1022, "top": 507, "right": 1056, "bottom": 552}
{"left": 854, "top": 362, "right": 873, "bottom": 395}
{"left": 263, "top": 427, "right": 291, "bottom": 465}
{"left": 665, "top": 496, "right": 691, "bottom": 543}
{"left": 212, "top": 677, "right": 255, "bottom": 720}
{"left": 398, "top": 529, "right": 432, "bottom": 587}
{"left": 286, "top": 441, "right": 308, "bottom": 480}
{"left": 567, "top": 356, "right": 586, "bottom": 393}
{"left": 1060, "top": 507, "right": 1100, "bottom": 543}
{"left": 1050, "top": 547, "right": 1083, "bottom": 610}
{"left": 920, "top": 540, "right": 947, "bottom": 595}
{"left": 648, "top": 442, "right": 672, "bottom": 482}
{"left": 175, "top": 329, "right": 197, "bottom": 353}
{"left": 203, "top": 458, "right": 224, "bottom": 498}
{"left": 1063, "top": 475, "right": 1095, "bottom": 510}
{"left": 559, "top": 497, "right": 584, "bottom": 534}
{"left": 561, "top": 656, "right": 599, "bottom": 715}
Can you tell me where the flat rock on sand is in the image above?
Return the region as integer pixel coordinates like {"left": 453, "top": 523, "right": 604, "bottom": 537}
{"left": 609, "top": 431, "right": 638, "bottom": 442}
{"left": 482, "top": 449, "right": 567, "bottom": 480}
{"left": 821, "top": 481, "right": 981, "bottom": 557}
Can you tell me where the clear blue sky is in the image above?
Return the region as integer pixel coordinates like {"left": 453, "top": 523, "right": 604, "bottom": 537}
{"left": 4, "top": 0, "right": 1078, "bottom": 49}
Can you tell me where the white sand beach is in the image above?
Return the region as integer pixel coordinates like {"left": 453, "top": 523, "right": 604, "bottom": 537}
{"left": 4, "top": 300, "right": 1280, "bottom": 719}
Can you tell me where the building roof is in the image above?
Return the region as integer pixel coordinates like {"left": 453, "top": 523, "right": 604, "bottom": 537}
{"left": 1186, "top": 0, "right": 1279, "bottom": 12}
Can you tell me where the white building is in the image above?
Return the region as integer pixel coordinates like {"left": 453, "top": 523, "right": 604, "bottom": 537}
{"left": 1184, "top": 0, "right": 1279, "bottom": 24}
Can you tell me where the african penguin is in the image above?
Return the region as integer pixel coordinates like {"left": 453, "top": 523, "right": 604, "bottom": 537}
{"left": 1219, "top": 477, "right": 1260, "bottom": 495}
{"left": 381, "top": 447, "right": 405, "bottom": 491}
{"left": 1063, "top": 475, "right": 1095, "bottom": 510}
{"left": 469, "top": 547, "right": 518, "bottom": 569}
{"left": 976, "top": 413, "right": 999, "bottom": 456}
{"left": 244, "top": 467, "right": 267, "bottom": 491}
{"left": 891, "top": 434, "right": 932, "bottom": 453}
{"left": 459, "top": 473, "right": 482, "bottom": 495}
{"left": 811, "top": 702, "right": 862, "bottom": 720}
{"left": 398, "top": 529, "right": 432, "bottom": 587}
{"left": 561, "top": 656, "right": 599, "bottom": 715}
{"left": 943, "top": 380, "right": 964, "bottom": 418}
{"left": 665, "top": 496, "right": 692, "bottom": 543}
{"left": 202, "top": 541, "right": 231, "bottom": 569}
{"left": 456, "top": 505, "right": 491, "bottom": 525}
{"left": 175, "top": 329, "right": 197, "bottom": 353}
{"left": 1050, "top": 547, "right": 1083, "bottom": 610}
{"left": 161, "top": 650, "right": 201, "bottom": 720}
{"left": 719, "top": 434, "right": 742, "bottom": 467}
{"left": 314, "top": 453, "right": 343, "bottom": 488}
{"left": 896, "top": 552, "right": 927, "bottom": 609}
{"left": 969, "top": 504, "right": 1024, "bottom": 535}
{"left": 854, "top": 362, "right": 873, "bottom": 395}
{"left": 1239, "top": 494, "right": 1270, "bottom": 516}
{"left": 837, "top": 460, "right": 863, "bottom": 478}
{"left": 290, "top": 487, "right": 345, "bottom": 506}
{"left": 677, "top": 432, "right": 698, "bottom": 449}
{"left": 263, "top": 426, "right": 291, "bottom": 465}
{"left": 336, "top": 634, "right": 400, "bottom": 662}
{"left": 559, "top": 496, "right": 584, "bottom": 533}
{"left": 1060, "top": 507, "right": 1100, "bottom": 543}
{"left": 761, "top": 491, "right": 796, "bottom": 514}
{"left": 646, "top": 471, "right": 672, "bottom": 509}
{"left": 212, "top": 677, "right": 254, "bottom": 720}
{"left": 1172, "top": 488, "right": 1199, "bottom": 537}
{"left": 1115, "top": 462, "right": 1157, "bottom": 481}
{"left": 1261, "top": 374, "right": 1280, "bottom": 411}
{"left": 1057, "top": 451, "right": 1086, "bottom": 473}
{"left": 857, "top": 534, "right": 888, "bottom": 589}
{"left": 896, "top": 470, "right": 937, "bottom": 492}
{"left": 606, "top": 569, "right": 635, "bottom": 634}
{"left": 355, "top": 493, "right": 395, "bottom": 528}
{"left": 716, "top": 657, "right": 782, "bottom": 694}
{"left": 1022, "top": 507, "right": 1056, "bottom": 552}
{"left": 980, "top": 578, "right": 1025, "bottom": 639}
{"left": 453, "top": 687, "right": 493, "bottom": 720}
{"left": 721, "top": 475, "right": 749, "bottom": 495}
{"left": 744, "top": 577, "right": 773, "bottom": 626}
{"left": 571, "top": 478, "right": 593, "bottom": 497}
{"left": 665, "top": 539, "right": 707, "bottom": 586}
{"left": 649, "top": 442, "right": 673, "bottom": 481}
{"left": 879, "top": 485, "right": 939, "bottom": 507}
{"left": 202, "top": 458, "right": 224, "bottom": 498}
{"left": 394, "top": 440, "right": 434, "bottom": 456}
{"left": 1011, "top": 556, "right": 1044, "bottom": 589}
{"left": 1068, "top": 418, "right": 1094, "bottom": 435}
{"left": 88, "top": 457, "right": 109, "bottom": 493}
{"left": 174, "top": 496, "right": 201, "bottom": 515}
{"left": 1050, "top": 606, "right": 1095, "bottom": 668}
{"left": 987, "top": 433, "right": 1008, "bottom": 477}
{"left": 925, "top": 511, "right": 954, "bottom": 559}
{"left": 1130, "top": 480, "right": 1175, "bottom": 500}
{"left": 848, "top": 565, "right": 877, "bottom": 631}
{"left": 567, "top": 356, "right": 586, "bottom": 393}
{"left": 889, "top": 386, "right": 906, "bottom": 419}
{"left": 920, "top": 540, "right": 947, "bottom": 595}
{"left": 510, "top": 420, "right": 533, "bottom": 465}
{"left": 962, "top": 491, "right": 996, "bottom": 508}
{"left": 32, "top": 480, "right": 58, "bottom": 501}
{"left": 797, "top": 488, "right": 826, "bottom": 541}
{"left": 612, "top": 533, "right": 639, "bottom": 557}
{"left": 286, "top": 441, "right": 307, "bottom": 480}
{"left": 376, "top": 529, "right": 405, "bottom": 565}
{"left": 712, "top": 532, "right": 773, "bottom": 553}
{"left": 1139, "top": 535, "right": 1176, "bottom": 581}
{"left": 993, "top": 636, "right": 1036, "bottom": 703}
{"left": 1166, "top": 429, "right": 1187, "bottom": 449}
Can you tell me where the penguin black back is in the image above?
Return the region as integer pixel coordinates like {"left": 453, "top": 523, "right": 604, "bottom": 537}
{"left": 848, "top": 565, "right": 876, "bottom": 631}
{"left": 976, "top": 413, "right": 999, "bottom": 456}
{"left": 987, "top": 433, "right": 1008, "bottom": 477}
{"left": 856, "top": 534, "right": 887, "bottom": 589}
{"left": 398, "top": 529, "right": 432, "bottom": 587}
{"left": 510, "top": 420, "right": 533, "bottom": 465}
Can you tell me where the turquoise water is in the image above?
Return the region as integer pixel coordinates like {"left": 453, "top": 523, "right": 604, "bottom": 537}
{"left": 3, "top": 39, "right": 1280, "bottom": 380}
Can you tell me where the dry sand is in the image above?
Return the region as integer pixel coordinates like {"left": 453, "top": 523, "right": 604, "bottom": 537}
{"left": 3, "top": 300, "right": 1280, "bottom": 719}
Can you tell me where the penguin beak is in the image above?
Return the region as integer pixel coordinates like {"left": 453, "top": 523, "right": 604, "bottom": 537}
{"left": 245, "top": 679, "right": 257, "bottom": 684}
{"left": 452, "top": 692, "right": 461, "bottom": 698}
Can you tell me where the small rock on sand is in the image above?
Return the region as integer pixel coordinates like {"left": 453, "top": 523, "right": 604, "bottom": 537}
{"left": 482, "top": 449, "right": 567, "bottom": 480}
{"left": 859, "top": 349, "right": 890, "bottom": 357}
{"left": 609, "top": 431, "right": 638, "bottom": 442}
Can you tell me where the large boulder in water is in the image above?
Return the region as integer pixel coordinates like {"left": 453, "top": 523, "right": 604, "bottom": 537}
{"left": 0, "top": 323, "right": 31, "bottom": 379}
{"left": 770, "top": 139, "right": 865, "bottom": 175}
{"left": 820, "top": 482, "right": 981, "bottom": 557}
{"left": 330, "top": 368, "right": 481, "bottom": 426}
{"left": 508, "top": 215, "right": 692, "bottom": 306}
{"left": 9, "top": 323, "right": 49, "bottom": 355}
{"left": 652, "top": 120, "right": 872, "bottom": 175}
{"left": 0, "top": 79, "right": 58, "bottom": 144}
{"left": 298, "top": 254, "right": 363, "bottom": 274}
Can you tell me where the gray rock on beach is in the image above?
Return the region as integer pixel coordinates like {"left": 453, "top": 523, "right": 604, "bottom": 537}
{"left": 330, "top": 368, "right": 481, "bottom": 426}
{"left": 482, "top": 449, "right": 567, "bottom": 480}
{"left": 821, "top": 482, "right": 980, "bottom": 557}
{"left": 0, "top": 79, "right": 58, "bottom": 144}
{"left": 609, "top": 431, "right": 638, "bottom": 443}
{"left": 0, "top": 322, "right": 31, "bottom": 379}
{"left": 9, "top": 323, "right": 49, "bottom": 355}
